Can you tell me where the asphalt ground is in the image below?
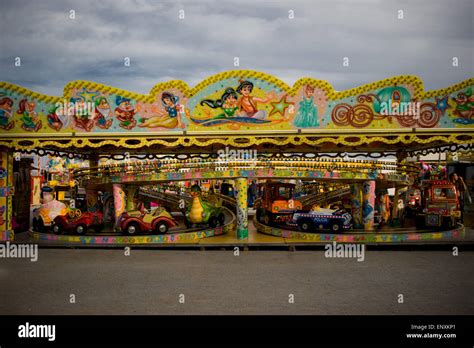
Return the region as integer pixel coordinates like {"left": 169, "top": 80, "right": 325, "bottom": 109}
{"left": 1, "top": 248, "right": 472, "bottom": 315}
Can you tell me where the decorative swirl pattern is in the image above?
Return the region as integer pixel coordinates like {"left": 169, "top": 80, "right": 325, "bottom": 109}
{"left": 356, "top": 94, "right": 377, "bottom": 103}
{"left": 350, "top": 104, "right": 374, "bottom": 128}
{"left": 417, "top": 102, "right": 440, "bottom": 128}
{"left": 331, "top": 104, "right": 352, "bottom": 126}
{"left": 397, "top": 114, "right": 417, "bottom": 128}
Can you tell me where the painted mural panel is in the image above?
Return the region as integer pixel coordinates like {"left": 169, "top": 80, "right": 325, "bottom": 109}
{"left": 0, "top": 71, "right": 472, "bottom": 136}
{"left": 0, "top": 150, "right": 13, "bottom": 241}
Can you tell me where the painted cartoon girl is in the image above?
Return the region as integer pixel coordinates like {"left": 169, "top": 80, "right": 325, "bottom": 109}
{"left": 0, "top": 97, "right": 15, "bottom": 130}
{"left": 17, "top": 99, "right": 42, "bottom": 131}
{"left": 139, "top": 92, "right": 184, "bottom": 129}
{"left": 200, "top": 87, "right": 239, "bottom": 119}
{"left": 294, "top": 85, "right": 319, "bottom": 128}
{"left": 236, "top": 79, "right": 276, "bottom": 119}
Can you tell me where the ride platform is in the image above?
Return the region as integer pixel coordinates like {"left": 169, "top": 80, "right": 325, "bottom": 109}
{"left": 17, "top": 219, "right": 471, "bottom": 248}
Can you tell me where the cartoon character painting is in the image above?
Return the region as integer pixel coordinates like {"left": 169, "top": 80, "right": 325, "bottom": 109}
{"left": 294, "top": 85, "right": 319, "bottom": 128}
{"left": 17, "top": 99, "right": 42, "bottom": 131}
{"left": 46, "top": 105, "right": 63, "bottom": 131}
{"left": 139, "top": 92, "right": 185, "bottom": 129}
{"left": 71, "top": 97, "right": 95, "bottom": 131}
{"left": 236, "top": 79, "right": 276, "bottom": 119}
{"left": 452, "top": 88, "right": 474, "bottom": 124}
{"left": 200, "top": 87, "right": 240, "bottom": 118}
{"left": 191, "top": 80, "right": 277, "bottom": 127}
{"left": 115, "top": 96, "right": 137, "bottom": 130}
{"left": 94, "top": 97, "right": 113, "bottom": 129}
{"left": 202, "top": 87, "right": 239, "bottom": 117}
{"left": 0, "top": 96, "right": 15, "bottom": 130}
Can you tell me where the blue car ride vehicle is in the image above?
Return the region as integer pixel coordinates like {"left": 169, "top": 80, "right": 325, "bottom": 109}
{"left": 289, "top": 208, "right": 352, "bottom": 233}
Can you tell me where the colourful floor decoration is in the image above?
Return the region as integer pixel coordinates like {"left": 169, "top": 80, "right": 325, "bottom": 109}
{"left": 29, "top": 223, "right": 234, "bottom": 245}
{"left": 254, "top": 217, "right": 465, "bottom": 243}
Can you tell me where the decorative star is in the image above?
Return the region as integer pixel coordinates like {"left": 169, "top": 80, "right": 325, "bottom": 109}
{"left": 78, "top": 89, "right": 99, "bottom": 102}
{"left": 435, "top": 95, "right": 450, "bottom": 114}
{"left": 269, "top": 95, "right": 293, "bottom": 117}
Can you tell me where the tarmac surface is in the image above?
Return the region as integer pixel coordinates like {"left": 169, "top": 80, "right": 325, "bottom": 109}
{"left": 0, "top": 248, "right": 473, "bottom": 315}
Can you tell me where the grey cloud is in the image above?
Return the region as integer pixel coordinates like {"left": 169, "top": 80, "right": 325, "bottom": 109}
{"left": 0, "top": 0, "right": 472, "bottom": 96}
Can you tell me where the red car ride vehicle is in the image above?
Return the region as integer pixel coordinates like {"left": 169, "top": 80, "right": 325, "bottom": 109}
{"left": 119, "top": 207, "right": 177, "bottom": 235}
{"left": 415, "top": 180, "right": 461, "bottom": 229}
{"left": 52, "top": 209, "right": 104, "bottom": 235}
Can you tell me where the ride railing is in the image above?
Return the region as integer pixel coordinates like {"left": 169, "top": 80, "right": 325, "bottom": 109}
{"left": 139, "top": 186, "right": 236, "bottom": 211}
{"left": 138, "top": 187, "right": 192, "bottom": 208}
{"left": 301, "top": 186, "right": 352, "bottom": 209}
{"left": 73, "top": 158, "right": 418, "bottom": 182}
{"left": 206, "top": 192, "right": 236, "bottom": 208}
{"left": 299, "top": 183, "right": 348, "bottom": 202}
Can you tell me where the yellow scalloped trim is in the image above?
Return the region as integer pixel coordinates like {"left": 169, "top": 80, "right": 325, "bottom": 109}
{"left": 1, "top": 70, "right": 472, "bottom": 104}
{"left": 0, "top": 134, "right": 471, "bottom": 150}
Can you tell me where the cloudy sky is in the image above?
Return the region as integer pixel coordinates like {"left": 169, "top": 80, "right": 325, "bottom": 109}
{"left": 0, "top": 0, "right": 472, "bottom": 96}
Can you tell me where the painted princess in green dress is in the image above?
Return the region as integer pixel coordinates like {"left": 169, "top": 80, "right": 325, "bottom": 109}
{"left": 200, "top": 87, "right": 239, "bottom": 119}
{"left": 294, "top": 85, "right": 319, "bottom": 128}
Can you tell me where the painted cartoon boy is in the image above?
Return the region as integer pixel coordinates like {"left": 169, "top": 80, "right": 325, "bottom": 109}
{"left": 115, "top": 96, "right": 137, "bottom": 129}
{"left": 94, "top": 97, "right": 113, "bottom": 129}
{"left": 17, "top": 99, "right": 42, "bottom": 131}
{"left": 236, "top": 79, "right": 276, "bottom": 119}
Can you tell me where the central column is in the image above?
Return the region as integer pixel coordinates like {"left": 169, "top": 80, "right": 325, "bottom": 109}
{"left": 0, "top": 148, "right": 14, "bottom": 241}
{"left": 86, "top": 153, "right": 100, "bottom": 212}
{"left": 362, "top": 180, "right": 376, "bottom": 230}
{"left": 350, "top": 183, "right": 363, "bottom": 229}
{"left": 235, "top": 178, "right": 248, "bottom": 239}
{"left": 112, "top": 184, "right": 125, "bottom": 230}
{"left": 126, "top": 185, "right": 138, "bottom": 211}
{"left": 391, "top": 187, "right": 401, "bottom": 227}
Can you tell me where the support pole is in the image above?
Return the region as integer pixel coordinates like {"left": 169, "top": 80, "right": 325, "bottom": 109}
{"left": 86, "top": 154, "right": 100, "bottom": 212}
{"left": 235, "top": 178, "right": 248, "bottom": 239}
{"left": 362, "top": 180, "right": 376, "bottom": 231}
{"left": 126, "top": 185, "right": 138, "bottom": 211}
{"left": 391, "top": 187, "right": 400, "bottom": 227}
{"left": 112, "top": 184, "right": 125, "bottom": 230}
{"left": 0, "top": 148, "right": 14, "bottom": 241}
{"left": 350, "top": 183, "right": 363, "bottom": 229}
